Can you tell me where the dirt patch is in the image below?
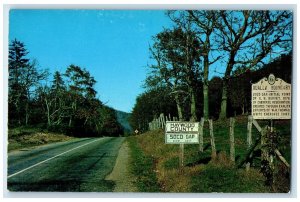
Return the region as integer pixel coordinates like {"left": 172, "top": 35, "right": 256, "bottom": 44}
{"left": 105, "top": 141, "right": 138, "bottom": 192}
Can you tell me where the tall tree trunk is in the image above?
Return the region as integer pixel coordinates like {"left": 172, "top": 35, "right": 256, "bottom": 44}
{"left": 219, "top": 57, "right": 234, "bottom": 119}
{"left": 15, "top": 99, "right": 21, "bottom": 125}
{"left": 25, "top": 88, "right": 30, "bottom": 125}
{"left": 190, "top": 87, "right": 197, "bottom": 121}
{"left": 175, "top": 94, "right": 183, "bottom": 121}
{"left": 203, "top": 55, "right": 209, "bottom": 120}
{"left": 25, "top": 102, "right": 29, "bottom": 126}
{"left": 45, "top": 98, "right": 51, "bottom": 126}
{"left": 69, "top": 117, "right": 72, "bottom": 127}
{"left": 219, "top": 80, "right": 228, "bottom": 119}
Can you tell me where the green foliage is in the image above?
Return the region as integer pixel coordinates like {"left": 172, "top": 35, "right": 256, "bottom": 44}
{"left": 127, "top": 137, "right": 160, "bottom": 192}
{"left": 9, "top": 39, "right": 49, "bottom": 126}
{"left": 98, "top": 106, "right": 124, "bottom": 136}
{"left": 129, "top": 86, "right": 178, "bottom": 132}
{"left": 145, "top": 26, "right": 203, "bottom": 121}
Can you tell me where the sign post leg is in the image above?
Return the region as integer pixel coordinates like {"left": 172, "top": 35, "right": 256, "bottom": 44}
{"left": 199, "top": 118, "right": 204, "bottom": 152}
{"left": 179, "top": 143, "right": 184, "bottom": 172}
{"left": 270, "top": 119, "right": 274, "bottom": 132}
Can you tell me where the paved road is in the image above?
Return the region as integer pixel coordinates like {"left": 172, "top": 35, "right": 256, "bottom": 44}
{"left": 7, "top": 137, "right": 125, "bottom": 192}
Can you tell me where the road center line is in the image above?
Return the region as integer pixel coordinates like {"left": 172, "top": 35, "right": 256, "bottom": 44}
{"left": 8, "top": 138, "right": 104, "bottom": 179}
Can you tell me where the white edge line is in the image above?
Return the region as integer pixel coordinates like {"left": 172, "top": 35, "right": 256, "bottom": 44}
{"left": 7, "top": 138, "right": 103, "bottom": 179}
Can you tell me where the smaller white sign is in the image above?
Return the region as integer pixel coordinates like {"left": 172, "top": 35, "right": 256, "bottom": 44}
{"left": 165, "top": 133, "right": 199, "bottom": 144}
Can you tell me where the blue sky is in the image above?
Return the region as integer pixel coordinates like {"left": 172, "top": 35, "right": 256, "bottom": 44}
{"left": 9, "top": 10, "right": 173, "bottom": 113}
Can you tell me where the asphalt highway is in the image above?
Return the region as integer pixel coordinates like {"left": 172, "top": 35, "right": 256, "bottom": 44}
{"left": 7, "top": 137, "right": 125, "bottom": 192}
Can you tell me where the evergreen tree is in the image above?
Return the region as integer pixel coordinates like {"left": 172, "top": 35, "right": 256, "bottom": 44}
{"left": 8, "top": 39, "right": 30, "bottom": 125}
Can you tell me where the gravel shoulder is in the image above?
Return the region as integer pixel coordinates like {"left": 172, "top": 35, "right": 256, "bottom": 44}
{"left": 105, "top": 140, "right": 138, "bottom": 192}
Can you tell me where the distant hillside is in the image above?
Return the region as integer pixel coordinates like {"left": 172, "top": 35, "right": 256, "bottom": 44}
{"left": 115, "top": 110, "right": 132, "bottom": 133}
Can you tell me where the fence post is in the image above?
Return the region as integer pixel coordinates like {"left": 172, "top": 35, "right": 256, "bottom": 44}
{"left": 247, "top": 115, "right": 253, "bottom": 146}
{"left": 160, "top": 113, "right": 165, "bottom": 128}
{"left": 199, "top": 117, "right": 204, "bottom": 152}
{"left": 261, "top": 126, "right": 268, "bottom": 164}
{"left": 158, "top": 117, "right": 162, "bottom": 129}
{"left": 246, "top": 115, "right": 253, "bottom": 171}
{"left": 208, "top": 119, "right": 217, "bottom": 159}
{"left": 229, "top": 117, "right": 235, "bottom": 163}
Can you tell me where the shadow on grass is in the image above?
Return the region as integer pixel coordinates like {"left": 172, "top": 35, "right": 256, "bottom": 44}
{"left": 186, "top": 156, "right": 212, "bottom": 167}
{"left": 203, "top": 144, "right": 210, "bottom": 151}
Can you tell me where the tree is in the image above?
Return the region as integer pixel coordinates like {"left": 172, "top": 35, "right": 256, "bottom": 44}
{"left": 8, "top": 39, "right": 47, "bottom": 125}
{"left": 146, "top": 27, "right": 201, "bottom": 121}
{"left": 8, "top": 39, "right": 30, "bottom": 125}
{"left": 215, "top": 10, "right": 292, "bottom": 118}
{"left": 99, "top": 106, "right": 124, "bottom": 136}
{"left": 208, "top": 76, "right": 223, "bottom": 119}
{"left": 228, "top": 73, "right": 250, "bottom": 116}
{"left": 22, "top": 59, "right": 48, "bottom": 125}
{"left": 38, "top": 71, "right": 67, "bottom": 128}
{"left": 168, "top": 10, "right": 221, "bottom": 120}
{"left": 129, "top": 87, "right": 177, "bottom": 132}
{"left": 64, "top": 65, "right": 97, "bottom": 127}
{"left": 49, "top": 71, "right": 67, "bottom": 126}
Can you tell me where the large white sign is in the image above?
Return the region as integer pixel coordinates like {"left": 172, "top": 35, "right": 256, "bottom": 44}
{"left": 252, "top": 74, "right": 291, "bottom": 119}
{"left": 165, "top": 121, "right": 199, "bottom": 144}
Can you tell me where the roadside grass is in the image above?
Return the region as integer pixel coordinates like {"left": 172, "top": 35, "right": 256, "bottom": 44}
{"left": 129, "top": 115, "right": 291, "bottom": 193}
{"left": 127, "top": 137, "right": 161, "bottom": 192}
{"left": 8, "top": 126, "right": 74, "bottom": 151}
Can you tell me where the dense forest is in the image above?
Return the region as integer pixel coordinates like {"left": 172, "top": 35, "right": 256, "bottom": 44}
{"left": 8, "top": 39, "right": 124, "bottom": 137}
{"left": 129, "top": 10, "right": 292, "bottom": 132}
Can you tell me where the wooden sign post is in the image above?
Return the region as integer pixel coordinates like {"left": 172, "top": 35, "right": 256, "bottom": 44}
{"left": 165, "top": 121, "right": 200, "bottom": 170}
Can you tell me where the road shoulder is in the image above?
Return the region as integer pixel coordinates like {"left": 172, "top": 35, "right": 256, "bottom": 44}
{"left": 105, "top": 140, "right": 138, "bottom": 192}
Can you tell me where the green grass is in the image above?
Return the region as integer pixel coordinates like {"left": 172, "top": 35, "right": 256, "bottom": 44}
{"left": 127, "top": 137, "right": 161, "bottom": 192}
{"left": 191, "top": 165, "right": 268, "bottom": 193}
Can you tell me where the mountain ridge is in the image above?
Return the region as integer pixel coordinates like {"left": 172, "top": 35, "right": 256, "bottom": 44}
{"left": 115, "top": 110, "right": 132, "bottom": 133}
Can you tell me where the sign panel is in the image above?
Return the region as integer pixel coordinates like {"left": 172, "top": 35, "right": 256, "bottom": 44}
{"left": 165, "top": 121, "right": 199, "bottom": 144}
{"left": 165, "top": 133, "right": 199, "bottom": 144}
{"left": 251, "top": 74, "right": 291, "bottom": 119}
